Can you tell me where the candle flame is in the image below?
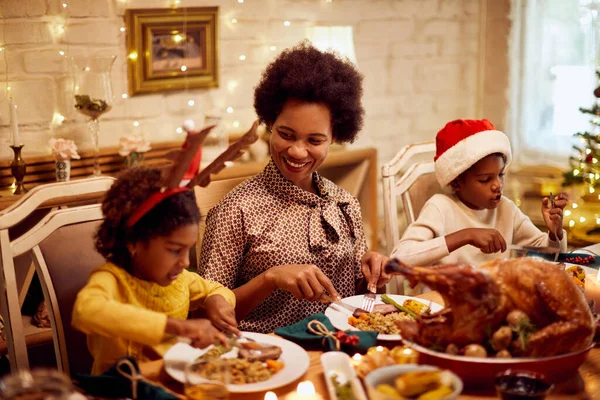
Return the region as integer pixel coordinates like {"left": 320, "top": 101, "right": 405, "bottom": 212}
{"left": 297, "top": 381, "right": 315, "bottom": 396}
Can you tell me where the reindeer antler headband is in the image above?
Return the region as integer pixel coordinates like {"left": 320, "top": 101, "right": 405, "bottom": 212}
{"left": 126, "top": 121, "right": 260, "bottom": 228}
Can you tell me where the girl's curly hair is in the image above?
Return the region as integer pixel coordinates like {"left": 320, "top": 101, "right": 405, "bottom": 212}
{"left": 254, "top": 40, "right": 364, "bottom": 143}
{"left": 95, "top": 166, "right": 201, "bottom": 271}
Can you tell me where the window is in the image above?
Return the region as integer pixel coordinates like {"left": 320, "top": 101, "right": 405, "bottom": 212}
{"left": 509, "top": 0, "right": 597, "bottom": 164}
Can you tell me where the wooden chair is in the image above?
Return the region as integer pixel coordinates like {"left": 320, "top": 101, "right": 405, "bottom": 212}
{"left": 193, "top": 177, "right": 248, "bottom": 261}
{"left": 382, "top": 142, "right": 440, "bottom": 294}
{"left": 0, "top": 177, "right": 114, "bottom": 372}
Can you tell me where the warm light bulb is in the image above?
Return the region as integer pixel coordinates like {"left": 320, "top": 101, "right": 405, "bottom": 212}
{"left": 574, "top": 169, "right": 580, "bottom": 176}
{"left": 565, "top": 210, "right": 572, "bottom": 217}
{"left": 237, "top": 0, "right": 244, "bottom": 3}
{"left": 569, "top": 220, "right": 575, "bottom": 227}
{"left": 590, "top": 186, "right": 595, "bottom": 194}
{"left": 58, "top": 50, "right": 65, "bottom": 56}
{"left": 226, "top": 106, "right": 234, "bottom": 113}
{"left": 52, "top": 112, "right": 66, "bottom": 125}
{"left": 128, "top": 52, "right": 138, "bottom": 60}
{"left": 587, "top": 148, "right": 592, "bottom": 154}
{"left": 120, "top": 27, "right": 126, "bottom": 32}
{"left": 227, "top": 80, "right": 238, "bottom": 92}
{"left": 239, "top": 55, "right": 246, "bottom": 61}
{"left": 596, "top": 217, "right": 600, "bottom": 225}
{"left": 188, "top": 100, "right": 195, "bottom": 106}
{"left": 176, "top": 127, "right": 183, "bottom": 134}
{"left": 0, "top": 47, "right": 3, "bottom": 52}
{"left": 181, "top": 65, "right": 187, "bottom": 71}
{"left": 573, "top": 203, "right": 579, "bottom": 209}
{"left": 232, "top": 18, "right": 238, "bottom": 24}
{"left": 376, "top": 346, "right": 384, "bottom": 352}
{"left": 133, "top": 121, "right": 140, "bottom": 127}
{"left": 121, "top": 93, "right": 128, "bottom": 99}
{"left": 62, "top": 3, "right": 67, "bottom": 8}
{"left": 233, "top": 120, "right": 240, "bottom": 128}
{"left": 581, "top": 216, "right": 587, "bottom": 223}
{"left": 284, "top": 20, "right": 291, "bottom": 26}
{"left": 270, "top": 45, "right": 276, "bottom": 51}
{"left": 6, "top": 86, "right": 11, "bottom": 91}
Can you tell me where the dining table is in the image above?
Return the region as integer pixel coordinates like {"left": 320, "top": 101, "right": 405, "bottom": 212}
{"left": 140, "top": 285, "right": 600, "bottom": 400}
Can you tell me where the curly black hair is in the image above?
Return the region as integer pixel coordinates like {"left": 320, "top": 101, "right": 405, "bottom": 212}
{"left": 95, "top": 166, "right": 201, "bottom": 271}
{"left": 254, "top": 40, "right": 364, "bottom": 144}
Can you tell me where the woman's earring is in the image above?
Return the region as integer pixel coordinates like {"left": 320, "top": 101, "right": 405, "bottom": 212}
{"left": 130, "top": 249, "right": 136, "bottom": 258}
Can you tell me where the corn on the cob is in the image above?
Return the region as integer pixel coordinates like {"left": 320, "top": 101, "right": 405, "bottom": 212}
{"left": 394, "top": 371, "right": 441, "bottom": 397}
{"left": 416, "top": 385, "right": 453, "bottom": 400}
{"left": 402, "top": 299, "right": 429, "bottom": 315}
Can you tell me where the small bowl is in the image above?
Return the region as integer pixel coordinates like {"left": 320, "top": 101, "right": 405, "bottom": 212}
{"left": 364, "top": 364, "right": 463, "bottom": 400}
{"left": 495, "top": 370, "right": 554, "bottom": 400}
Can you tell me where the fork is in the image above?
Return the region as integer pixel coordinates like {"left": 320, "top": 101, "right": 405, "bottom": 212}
{"left": 361, "top": 289, "right": 376, "bottom": 313}
{"left": 549, "top": 192, "right": 559, "bottom": 262}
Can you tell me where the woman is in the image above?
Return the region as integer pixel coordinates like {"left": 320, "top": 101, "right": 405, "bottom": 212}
{"left": 199, "top": 41, "right": 390, "bottom": 333}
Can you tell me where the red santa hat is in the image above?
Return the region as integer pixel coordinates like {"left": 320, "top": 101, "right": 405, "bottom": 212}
{"left": 434, "top": 119, "right": 512, "bottom": 187}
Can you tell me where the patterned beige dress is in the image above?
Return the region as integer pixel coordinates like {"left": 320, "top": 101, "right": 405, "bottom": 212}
{"left": 199, "top": 160, "right": 368, "bottom": 333}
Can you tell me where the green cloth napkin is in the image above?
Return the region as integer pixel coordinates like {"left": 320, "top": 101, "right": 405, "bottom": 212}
{"left": 274, "top": 313, "right": 378, "bottom": 354}
{"left": 74, "top": 356, "right": 178, "bottom": 400}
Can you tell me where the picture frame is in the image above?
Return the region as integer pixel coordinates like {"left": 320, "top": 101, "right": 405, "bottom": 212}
{"left": 125, "top": 7, "right": 219, "bottom": 95}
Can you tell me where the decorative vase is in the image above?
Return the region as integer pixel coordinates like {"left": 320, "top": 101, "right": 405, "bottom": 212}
{"left": 55, "top": 159, "right": 71, "bottom": 182}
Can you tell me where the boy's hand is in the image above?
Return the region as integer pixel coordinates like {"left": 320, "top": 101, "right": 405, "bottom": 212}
{"left": 466, "top": 228, "right": 507, "bottom": 253}
{"left": 446, "top": 228, "right": 506, "bottom": 254}
{"left": 542, "top": 192, "right": 569, "bottom": 240}
{"left": 204, "top": 295, "right": 240, "bottom": 336}
{"left": 166, "top": 317, "right": 229, "bottom": 349}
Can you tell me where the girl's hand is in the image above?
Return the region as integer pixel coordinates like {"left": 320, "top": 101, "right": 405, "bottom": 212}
{"left": 204, "top": 295, "right": 240, "bottom": 336}
{"left": 166, "top": 317, "right": 229, "bottom": 349}
{"left": 265, "top": 264, "right": 340, "bottom": 302}
{"left": 361, "top": 251, "right": 391, "bottom": 292}
{"left": 542, "top": 192, "right": 569, "bottom": 240}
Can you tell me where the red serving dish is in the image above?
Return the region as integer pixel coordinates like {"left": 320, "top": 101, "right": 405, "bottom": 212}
{"left": 406, "top": 341, "right": 594, "bottom": 388}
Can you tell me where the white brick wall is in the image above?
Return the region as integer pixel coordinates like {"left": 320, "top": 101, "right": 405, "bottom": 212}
{"left": 0, "top": 0, "right": 486, "bottom": 170}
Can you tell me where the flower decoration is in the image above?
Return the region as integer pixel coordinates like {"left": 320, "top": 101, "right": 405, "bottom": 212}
{"left": 118, "top": 135, "right": 151, "bottom": 157}
{"left": 49, "top": 138, "right": 81, "bottom": 160}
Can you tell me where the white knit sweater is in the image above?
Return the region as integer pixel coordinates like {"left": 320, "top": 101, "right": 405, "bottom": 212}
{"left": 391, "top": 193, "right": 567, "bottom": 267}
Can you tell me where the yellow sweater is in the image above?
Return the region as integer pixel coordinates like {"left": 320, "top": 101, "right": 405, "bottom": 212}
{"left": 72, "top": 262, "right": 236, "bottom": 375}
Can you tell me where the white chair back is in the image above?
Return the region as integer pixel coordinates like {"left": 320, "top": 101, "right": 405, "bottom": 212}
{"left": 0, "top": 177, "right": 114, "bottom": 372}
{"left": 382, "top": 142, "right": 440, "bottom": 294}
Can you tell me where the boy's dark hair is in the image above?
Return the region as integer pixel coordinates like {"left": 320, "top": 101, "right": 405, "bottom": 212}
{"left": 253, "top": 40, "right": 364, "bottom": 144}
{"left": 95, "top": 167, "right": 201, "bottom": 271}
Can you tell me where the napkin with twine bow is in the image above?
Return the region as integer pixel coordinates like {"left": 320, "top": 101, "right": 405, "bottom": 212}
{"left": 74, "top": 357, "right": 180, "bottom": 399}
{"left": 274, "top": 313, "right": 378, "bottom": 354}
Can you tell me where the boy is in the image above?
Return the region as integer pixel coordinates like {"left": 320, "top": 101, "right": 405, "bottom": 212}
{"left": 392, "top": 119, "right": 568, "bottom": 267}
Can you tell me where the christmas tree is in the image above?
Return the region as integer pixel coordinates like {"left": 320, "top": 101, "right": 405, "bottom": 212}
{"left": 563, "top": 70, "right": 600, "bottom": 191}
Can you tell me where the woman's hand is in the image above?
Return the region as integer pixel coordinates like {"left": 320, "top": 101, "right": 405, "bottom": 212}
{"left": 165, "top": 317, "right": 229, "bottom": 349}
{"left": 361, "top": 251, "right": 391, "bottom": 292}
{"left": 265, "top": 264, "right": 340, "bottom": 302}
{"left": 204, "top": 295, "right": 240, "bottom": 336}
{"left": 542, "top": 192, "right": 569, "bottom": 240}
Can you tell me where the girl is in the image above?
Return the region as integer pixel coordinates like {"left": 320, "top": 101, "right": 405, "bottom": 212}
{"left": 72, "top": 167, "right": 238, "bottom": 375}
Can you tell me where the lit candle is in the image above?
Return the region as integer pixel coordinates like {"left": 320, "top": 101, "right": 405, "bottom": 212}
{"left": 10, "top": 98, "right": 20, "bottom": 146}
{"left": 265, "top": 392, "right": 278, "bottom": 400}
{"left": 285, "top": 381, "right": 322, "bottom": 400}
{"left": 584, "top": 272, "right": 600, "bottom": 314}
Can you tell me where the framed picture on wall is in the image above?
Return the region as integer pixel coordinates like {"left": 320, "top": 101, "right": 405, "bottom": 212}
{"left": 125, "top": 7, "right": 218, "bottom": 95}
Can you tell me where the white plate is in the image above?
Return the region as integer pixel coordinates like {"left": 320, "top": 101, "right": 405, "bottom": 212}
{"left": 163, "top": 332, "right": 310, "bottom": 393}
{"left": 321, "top": 352, "right": 368, "bottom": 400}
{"left": 324, "top": 294, "right": 444, "bottom": 341}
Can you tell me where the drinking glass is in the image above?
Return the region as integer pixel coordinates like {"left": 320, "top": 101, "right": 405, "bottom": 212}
{"left": 184, "top": 359, "right": 229, "bottom": 400}
{"left": 0, "top": 369, "right": 72, "bottom": 399}
{"left": 69, "top": 55, "right": 116, "bottom": 176}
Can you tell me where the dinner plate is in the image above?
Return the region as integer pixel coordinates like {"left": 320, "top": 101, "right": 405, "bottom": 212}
{"left": 324, "top": 294, "right": 444, "bottom": 341}
{"left": 163, "top": 332, "right": 310, "bottom": 393}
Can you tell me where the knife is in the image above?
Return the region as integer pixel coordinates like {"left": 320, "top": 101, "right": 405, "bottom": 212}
{"left": 331, "top": 301, "right": 369, "bottom": 315}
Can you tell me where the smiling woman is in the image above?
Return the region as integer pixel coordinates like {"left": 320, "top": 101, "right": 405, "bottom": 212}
{"left": 198, "top": 41, "right": 391, "bottom": 333}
